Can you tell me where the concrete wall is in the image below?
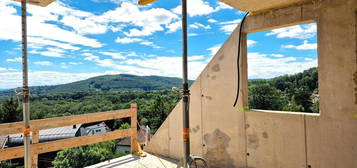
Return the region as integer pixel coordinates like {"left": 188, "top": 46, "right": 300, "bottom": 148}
{"left": 145, "top": 0, "right": 357, "bottom": 167}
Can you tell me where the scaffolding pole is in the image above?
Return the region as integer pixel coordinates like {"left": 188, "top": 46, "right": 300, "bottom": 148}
{"left": 21, "top": 0, "right": 31, "bottom": 167}
{"left": 181, "top": 0, "right": 190, "bottom": 167}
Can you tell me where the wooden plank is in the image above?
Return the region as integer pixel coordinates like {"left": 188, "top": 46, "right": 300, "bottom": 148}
{"left": 0, "top": 129, "right": 132, "bottom": 161}
{"left": 31, "top": 130, "right": 39, "bottom": 168}
{"left": 242, "top": 2, "right": 316, "bottom": 33}
{"left": 130, "top": 104, "right": 138, "bottom": 153}
{"left": 31, "top": 155, "right": 38, "bottom": 168}
{"left": 13, "top": 0, "right": 56, "bottom": 7}
{"left": 0, "top": 109, "right": 131, "bottom": 135}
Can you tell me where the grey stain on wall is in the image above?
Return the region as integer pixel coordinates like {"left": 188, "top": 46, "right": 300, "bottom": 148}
{"left": 190, "top": 125, "right": 200, "bottom": 133}
{"left": 219, "top": 55, "right": 225, "bottom": 60}
{"left": 262, "top": 132, "right": 269, "bottom": 139}
{"left": 247, "top": 134, "right": 259, "bottom": 149}
{"left": 203, "top": 129, "right": 235, "bottom": 168}
{"left": 212, "top": 64, "right": 220, "bottom": 72}
{"left": 205, "top": 96, "right": 213, "bottom": 100}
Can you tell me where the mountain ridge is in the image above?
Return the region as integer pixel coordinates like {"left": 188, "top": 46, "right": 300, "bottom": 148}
{"left": 0, "top": 74, "right": 193, "bottom": 98}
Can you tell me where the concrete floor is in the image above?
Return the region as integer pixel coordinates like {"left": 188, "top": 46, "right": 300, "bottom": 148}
{"left": 86, "top": 153, "right": 178, "bottom": 168}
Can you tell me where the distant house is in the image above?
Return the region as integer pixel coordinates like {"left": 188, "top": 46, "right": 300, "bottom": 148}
{"left": 80, "top": 122, "right": 111, "bottom": 136}
{"left": 0, "top": 135, "right": 8, "bottom": 149}
{"left": 116, "top": 125, "right": 152, "bottom": 154}
{"left": 8, "top": 124, "right": 82, "bottom": 146}
{"left": 7, "top": 122, "right": 111, "bottom": 147}
{"left": 310, "top": 93, "right": 320, "bottom": 104}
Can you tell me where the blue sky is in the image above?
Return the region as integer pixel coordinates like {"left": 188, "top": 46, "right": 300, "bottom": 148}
{"left": 0, "top": 0, "right": 317, "bottom": 89}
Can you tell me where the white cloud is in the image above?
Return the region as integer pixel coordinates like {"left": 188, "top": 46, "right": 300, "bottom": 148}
{"left": 60, "top": 62, "right": 69, "bottom": 69}
{"left": 109, "top": 24, "right": 125, "bottom": 32}
{"left": 69, "top": 62, "right": 83, "bottom": 65}
{"left": 47, "top": 47, "right": 66, "bottom": 53}
{"left": 99, "top": 52, "right": 126, "bottom": 59}
{"left": 220, "top": 19, "right": 242, "bottom": 25}
{"left": 99, "top": 2, "right": 178, "bottom": 37}
{"left": 115, "top": 37, "right": 159, "bottom": 48}
{"left": 189, "top": 22, "right": 211, "bottom": 29}
{"left": 266, "top": 23, "right": 317, "bottom": 39}
{"left": 0, "top": 67, "right": 17, "bottom": 72}
{"left": 82, "top": 53, "right": 120, "bottom": 68}
{"left": 115, "top": 37, "right": 143, "bottom": 44}
{"left": 124, "top": 56, "right": 207, "bottom": 79}
{"left": 247, "top": 40, "right": 257, "bottom": 47}
{"left": 282, "top": 40, "right": 317, "bottom": 50}
{"left": 248, "top": 52, "right": 317, "bottom": 79}
{"left": 208, "top": 41, "right": 255, "bottom": 58}
{"left": 208, "top": 19, "right": 217, "bottom": 23}
{"left": 34, "top": 61, "right": 53, "bottom": 66}
{"left": 92, "top": 0, "right": 137, "bottom": 5}
{"left": 28, "top": 37, "right": 80, "bottom": 51}
{"left": 6, "top": 57, "right": 22, "bottom": 63}
{"left": 214, "top": 2, "right": 233, "bottom": 11}
{"left": 0, "top": 1, "right": 102, "bottom": 48}
{"left": 219, "top": 19, "right": 241, "bottom": 34}
{"left": 0, "top": 71, "right": 104, "bottom": 89}
{"left": 188, "top": 55, "right": 205, "bottom": 61}
{"left": 1, "top": 1, "right": 182, "bottom": 51}
{"left": 95, "top": 58, "right": 118, "bottom": 68}
{"left": 270, "top": 54, "right": 284, "bottom": 58}
{"left": 188, "top": 33, "right": 198, "bottom": 37}
{"left": 81, "top": 52, "right": 208, "bottom": 80}
{"left": 166, "top": 20, "right": 182, "bottom": 33}
{"left": 40, "top": 51, "right": 63, "bottom": 58}
{"left": 82, "top": 53, "right": 100, "bottom": 61}
{"left": 60, "top": 15, "right": 107, "bottom": 35}
{"left": 172, "top": 0, "right": 215, "bottom": 17}
{"left": 207, "top": 44, "right": 221, "bottom": 56}
{"left": 140, "top": 41, "right": 161, "bottom": 49}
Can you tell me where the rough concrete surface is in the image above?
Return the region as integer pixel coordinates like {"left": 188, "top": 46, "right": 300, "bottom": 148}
{"left": 145, "top": 0, "right": 357, "bottom": 167}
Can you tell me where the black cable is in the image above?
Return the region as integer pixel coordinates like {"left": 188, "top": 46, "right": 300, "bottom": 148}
{"left": 233, "top": 12, "right": 249, "bottom": 107}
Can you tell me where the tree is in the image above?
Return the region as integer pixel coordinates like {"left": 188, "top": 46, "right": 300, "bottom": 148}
{"left": 0, "top": 97, "right": 21, "bottom": 123}
{"left": 53, "top": 141, "right": 118, "bottom": 168}
{"left": 292, "top": 86, "right": 311, "bottom": 111}
{"left": 140, "top": 117, "right": 148, "bottom": 126}
{"left": 0, "top": 161, "right": 19, "bottom": 168}
{"left": 248, "top": 83, "right": 288, "bottom": 110}
{"left": 119, "top": 123, "right": 131, "bottom": 130}
{"left": 282, "top": 96, "right": 305, "bottom": 112}
{"left": 310, "top": 101, "right": 319, "bottom": 113}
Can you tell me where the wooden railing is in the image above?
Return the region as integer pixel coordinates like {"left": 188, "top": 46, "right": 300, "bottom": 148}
{"left": 0, "top": 104, "right": 138, "bottom": 167}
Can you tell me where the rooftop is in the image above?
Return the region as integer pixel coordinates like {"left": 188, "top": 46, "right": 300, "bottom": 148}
{"left": 9, "top": 124, "right": 81, "bottom": 145}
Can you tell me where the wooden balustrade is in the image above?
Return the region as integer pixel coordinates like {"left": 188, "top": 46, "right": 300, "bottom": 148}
{"left": 0, "top": 104, "right": 138, "bottom": 167}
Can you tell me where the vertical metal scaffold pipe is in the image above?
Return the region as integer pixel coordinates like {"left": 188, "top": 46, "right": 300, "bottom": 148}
{"left": 181, "top": 0, "right": 190, "bottom": 167}
{"left": 21, "top": 0, "right": 31, "bottom": 167}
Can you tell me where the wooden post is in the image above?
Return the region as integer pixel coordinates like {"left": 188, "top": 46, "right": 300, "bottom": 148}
{"left": 31, "top": 129, "right": 39, "bottom": 168}
{"left": 130, "top": 104, "right": 138, "bottom": 154}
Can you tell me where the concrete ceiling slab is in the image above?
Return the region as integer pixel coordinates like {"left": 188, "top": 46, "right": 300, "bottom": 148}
{"left": 220, "top": 0, "right": 311, "bottom": 13}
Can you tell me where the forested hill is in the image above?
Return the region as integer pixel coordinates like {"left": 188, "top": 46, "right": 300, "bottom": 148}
{"left": 0, "top": 74, "right": 192, "bottom": 98}
{"left": 249, "top": 67, "right": 318, "bottom": 113}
